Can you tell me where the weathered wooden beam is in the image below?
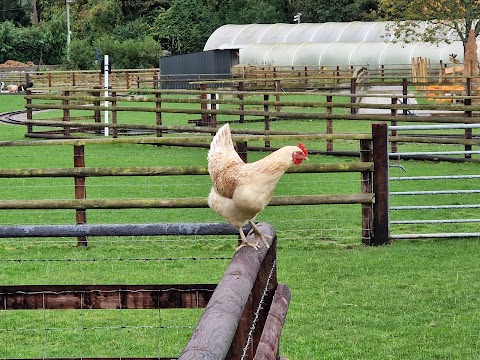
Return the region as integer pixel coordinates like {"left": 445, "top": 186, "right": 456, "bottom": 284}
{"left": 0, "top": 131, "right": 372, "bottom": 147}
{"left": 253, "top": 284, "right": 292, "bottom": 360}
{"left": 0, "top": 162, "right": 373, "bottom": 178}
{"left": 0, "top": 194, "right": 373, "bottom": 210}
{"left": 0, "top": 165, "right": 210, "bottom": 178}
{"left": 179, "top": 223, "right": 275, "bottom": 360}
{"left": 0, "top": 284, "right": 216, "bottom": 310}
{"left": 270, "top": 194, "right": 373, "bottom": 205}
{"left": 0, "top": 222, "right": 239, "bottom": 238}
{"left": 2, "top": 358, "right": 176, "bottom": 360}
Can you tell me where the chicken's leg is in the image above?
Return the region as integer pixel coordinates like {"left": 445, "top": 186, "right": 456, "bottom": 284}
{"left": 236, "top": 227, "right": 260, "bottom": 251}
{"left": 247, "top": 221, "right": 271, "bottom": 249}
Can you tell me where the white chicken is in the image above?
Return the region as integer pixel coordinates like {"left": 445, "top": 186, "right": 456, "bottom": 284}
{"left": 207, "top": 123, "right": 308, "bottom": 250}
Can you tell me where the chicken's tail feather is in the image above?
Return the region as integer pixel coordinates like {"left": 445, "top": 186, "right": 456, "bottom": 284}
{"left": 209, "top": 123, "right": 235, "bottom": 156}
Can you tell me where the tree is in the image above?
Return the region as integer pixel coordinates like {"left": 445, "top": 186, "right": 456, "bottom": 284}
{"left": 74, "top": 0, "right": 124, "bottom": 42}
{"left": 291, "top": 0, "right": 377, "bottom": 22}
{"left": 153, "top": 0, "right": 217, "bottom": 55}
{"left": 215, "top": 0, "right": 292, "bottom": 24}
{"left": 376, "top": 0, "right": 480, "bottom": 54}
{"left": 0, "top": 0, "right": 32, "bottom": 26}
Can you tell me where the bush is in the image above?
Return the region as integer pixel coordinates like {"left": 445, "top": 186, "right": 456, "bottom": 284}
{"left": 94, "top": 35, "right": 161, "bottom": 69}
{"left": 65, "top": 39, "right": 96, "bottom": 70}
{"left": 0, "top": 19, "right": 67, "bottom": 65}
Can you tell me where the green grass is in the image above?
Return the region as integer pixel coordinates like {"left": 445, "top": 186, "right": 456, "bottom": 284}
{"left": 1, "top": 94, "right": 480, "bottom": 359}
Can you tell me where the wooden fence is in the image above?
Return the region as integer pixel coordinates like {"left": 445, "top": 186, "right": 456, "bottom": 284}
{"left": 0, "top": 68, "right": 160, "bottom": 89}
{"left": 0, "top": 62, "right": 473, "bottom": 93}
{"left": 20, "top": 82, "right": 480, "bottom": 161}
{"left": 0, "top": 222, "right": 289, "bottom": 360}
{"left": 0, "top": 125, "right": 390, "bottom": 358}
{"left": 0, "top": 126, "right": 387, "bottom": 246}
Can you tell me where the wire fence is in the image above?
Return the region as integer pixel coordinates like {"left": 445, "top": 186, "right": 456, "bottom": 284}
{"left": 389, "top": 124, "right": 480, "bottom": 239}
{"left": 0, "top": 134, "right": 367, "bottom": 358}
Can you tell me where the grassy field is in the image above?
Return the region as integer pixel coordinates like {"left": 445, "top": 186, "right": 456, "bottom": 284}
{"left": 0, "top": 94, "right": 479, "bottom": 359}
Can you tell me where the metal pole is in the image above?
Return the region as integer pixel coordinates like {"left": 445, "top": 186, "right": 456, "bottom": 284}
{"left": 104, "top": 54, "right": 109, "bottom": 136}
{"left": 66, "top": 0, "right": 71, "bottom": 57}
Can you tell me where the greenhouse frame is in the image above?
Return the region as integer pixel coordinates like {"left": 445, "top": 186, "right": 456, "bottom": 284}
{"left": 204, "top": 22, "right": 475, "bottom": 68}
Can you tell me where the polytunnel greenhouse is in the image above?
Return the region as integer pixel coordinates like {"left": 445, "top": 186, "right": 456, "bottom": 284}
{"left": 203, "top": 22, "right": 473, "bottom": 68}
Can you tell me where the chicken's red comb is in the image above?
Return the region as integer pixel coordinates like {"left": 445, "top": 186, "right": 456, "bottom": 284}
{"left": 298, "top": 143, "right": 308, "bottom": 156}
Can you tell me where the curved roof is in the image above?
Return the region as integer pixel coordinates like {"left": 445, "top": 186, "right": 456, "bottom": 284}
{"left": 204, "top": 22, "right": 473, "bottom": 67}
{"left": 204, "top": 22, "right": 463, "bottom": 50}
{"left": 239, "top": 41, "right": 466, "bottom": 67}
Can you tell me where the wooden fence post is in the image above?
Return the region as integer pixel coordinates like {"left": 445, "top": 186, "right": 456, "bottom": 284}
{"left": 238, "top": 82, "right": 245, "bottom": 124}
{"left": 63, "top": 90, "right": 70, "bottom": 136}
{"left": 92, "top": 88, "right": 101, "bottom": 135}
{"left": 26, "top": 90, "right": 33, "bottom": 134}
{"left": 254, "top": 283, "right": 291, "bottom": 360}
{"left": 360, "top": 138, "right": 373, "bottom": 245}
{"left": 74, "top": 145, "right": 87, "bottom": 247}
{"left": 464, "top": 77, "right": 472, "bottom": 159}
{"left": 371, "top": 123, "right": 390, "bottom": 246}
{"left": 350, "top": 78, "right": 357, "bottom": 114}
{"left": 274, "top": 80, "right": 281, "bottom": 115}
{"left": 125, "top": 71, "right": 130, "bottom": 89}
{"left": 264, "top": 94, "right": 270, "bottom": 148}
{"left": 209, "top": 92, "right": 217, "bottom": 128}
{"left": 179, "top": 224, "right": 276, "bottom": 360}
{"left": 236, "top": 141, "right": 248, "bottom": 163}
{"left": 200, "top": 83, "right": 208, "bottom": 126}
{"left": 155, "top": 91, "right": 163, "bottom": 137}
{"left": 227, "top": 236, "right": 277, "bottom": 359}
{"left": 326, "top": 95, "right": 333, "bottom": 152}
{"left": 110, "top": 91, "right": 117, "bottom": 138}
{"left": 402, "top": 78, "right": 408, "bottom": 116}
{"left": 390, "top": 97, "right": 398, "bottom": 153}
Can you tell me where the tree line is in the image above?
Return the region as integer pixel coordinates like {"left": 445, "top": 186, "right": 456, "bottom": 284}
{"left": 0, "top": 0, "right": 477, "bottom": 69}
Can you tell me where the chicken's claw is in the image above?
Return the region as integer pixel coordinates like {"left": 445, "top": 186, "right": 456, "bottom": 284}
{"left": 236, "top": 225, "right": 261, "bottom": 251}
{"left": 247, "top": 221, "right": 271, "bottom": 249}
{"left": 236, "top": 241, "right": 260, "bottom": 251}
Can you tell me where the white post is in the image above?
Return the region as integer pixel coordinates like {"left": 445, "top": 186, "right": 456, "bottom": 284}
{"left": 104, "top": 54, "right": 109, "bottom": 136}
{"left": 66, "top": 0, "right": 71, "bottom": 58}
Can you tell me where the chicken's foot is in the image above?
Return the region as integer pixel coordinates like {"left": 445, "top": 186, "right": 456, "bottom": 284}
{"left": 247, "top": 221, "right": 271, "bottom": 249}
{"left": 236, "top": 227, "right": 259, "bottom": 251}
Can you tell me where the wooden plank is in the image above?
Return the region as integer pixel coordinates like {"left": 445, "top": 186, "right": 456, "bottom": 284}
{"left": 0, "top": 194, "right": 374, "bottom": 211}
{"left": 179, "top": 223, "right": 275, "bottom": 360}
{"left": 0, "top": 284, "right": 216, "bottom": 310}
{"left": 0, "top": 222, "right": 239, "bottom": 238}
{"left": 253, "top": 284, "right": 292, "bottom": 360}
{"left": 6, "top": 358, "right": 177, "bottom": 360}
{"left": 0, "top": 162, "right": 373, "bottom": 178}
